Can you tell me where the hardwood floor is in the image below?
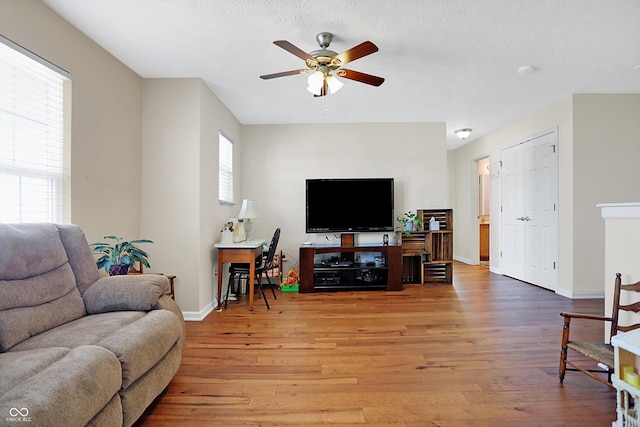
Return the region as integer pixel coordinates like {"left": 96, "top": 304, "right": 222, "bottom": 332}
{"left": 136, "top": 262, "right": 616, "bottom": 426}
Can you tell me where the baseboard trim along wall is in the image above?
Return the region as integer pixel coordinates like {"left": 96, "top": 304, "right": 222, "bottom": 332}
{"left": 555, "top": 289, "right": 604, "bottom": 299}
{"left": 182, "top": 300, "right": 215, "bottom": 321}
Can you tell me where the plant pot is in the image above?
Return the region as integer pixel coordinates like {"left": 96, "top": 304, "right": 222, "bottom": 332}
{"left": 405, "top": 221, "right": 413, "bottom": 232}
{"left": 109, "top": 264, "right": 129, "bottom": 276}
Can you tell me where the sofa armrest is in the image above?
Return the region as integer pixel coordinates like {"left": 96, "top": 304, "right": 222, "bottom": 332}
{"left": 83, "top": 274, "right": 170, "bottom": 314}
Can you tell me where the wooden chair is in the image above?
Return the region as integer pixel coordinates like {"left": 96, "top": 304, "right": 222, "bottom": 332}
{"left": 559, "top": 273, "right": 640, "bottom": 386}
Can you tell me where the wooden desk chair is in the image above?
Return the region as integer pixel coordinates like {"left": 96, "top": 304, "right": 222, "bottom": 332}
{"left": 559, "top": 273, "right": 640, "bottom": 387}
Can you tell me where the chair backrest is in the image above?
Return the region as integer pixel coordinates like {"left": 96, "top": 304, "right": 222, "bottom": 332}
{"left": 610, "top": 272, "right": 640, "bottom": 338}
{"left": 263, "top": 228, "right": 281, "bottom": 270}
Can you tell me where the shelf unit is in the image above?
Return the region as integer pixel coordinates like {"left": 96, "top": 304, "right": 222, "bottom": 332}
{"left": 397, "top": 209, "right": 453, "bottom": 284}
{"left": 612, "top": 330, "right": 640, "bottom": 426}
{"left": 299, "top": 244, "right": 402, "bottom": 293}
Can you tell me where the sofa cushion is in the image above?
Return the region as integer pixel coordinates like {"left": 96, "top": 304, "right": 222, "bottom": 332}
{"left": 0, "top": 223, "right": 86, "bottom": 351}
{"left": 0, "top": 347, "right": 71, "bottom": 395}
{"left": 9, "top": 309, "right": 181, "bottom": 388}
{"left": 83, "top": 274, "right": 170, "bottom": 314}
{"left": 56, "top": 224, "right": 101, "bottom": 295}
{"left": 97, "top": 309, "right": 181, "bottom": 389}
{"left": 0, "top": 264, "right": 86, "bottom": 352}
{"left": 86, "top": 394, "right": 123, "bottom": 427}
{"left": 9, "top": 311, "right": 146, "bottom": 352}
{"left": 120, "top": 341, "right": 183, "bottom": 427}
{"left": 0, "top": 223, "right": 68, "bottom": 280}
{"left": 0, "top": 345, "right": 121, "bottom": 427}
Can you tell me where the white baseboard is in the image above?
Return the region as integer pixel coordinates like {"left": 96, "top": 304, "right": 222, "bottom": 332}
{"left": 555, "top": 289, "right": 604, "bottom": 299}
{"left": 453, "top": 255, "right": 472, "bottom": 265}
{"left": 182, "top": 300, "right": 216, "bottom": 321}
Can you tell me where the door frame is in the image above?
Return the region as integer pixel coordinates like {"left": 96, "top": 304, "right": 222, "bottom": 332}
{"left": 469, "top": 152, "right": 492, "bottom": 266}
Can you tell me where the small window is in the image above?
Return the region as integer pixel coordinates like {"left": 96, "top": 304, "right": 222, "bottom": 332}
{"left": 218, "top": 131, "right": 233, "bottom": 204}
{"left": 0, "top": 36, "right": 71, "bottom": 223}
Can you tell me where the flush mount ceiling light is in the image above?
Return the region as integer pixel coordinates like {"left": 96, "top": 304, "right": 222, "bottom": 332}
{"left": 455, "top": 128, "right": 472, "bottom": 139}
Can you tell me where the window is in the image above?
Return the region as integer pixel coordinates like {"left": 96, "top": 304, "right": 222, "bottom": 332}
{"left": 218, "top": 131, "right": 233, "bottom": 204}
{"left": 0, "top": 36, "right": 71, "bottom": 223}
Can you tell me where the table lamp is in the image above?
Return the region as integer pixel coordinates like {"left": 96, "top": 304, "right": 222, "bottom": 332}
{"left": 237, "top": 199, "right": 258, "bottom": 241}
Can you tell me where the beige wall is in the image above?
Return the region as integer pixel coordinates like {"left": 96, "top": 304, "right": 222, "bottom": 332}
{"left": 141, "top": 79, "right": 242, "bottom": 314}
{"left": 1, "top": 0, "right": 144, "bottom": 243}
{"left": 572, "top": 94, "right": 640, "bottom": 294}
{"left": 450, "top": 94, "right": 640, "bottom": 298}
{"left": 240, "top": 123, "right": 449, "bottom": 262}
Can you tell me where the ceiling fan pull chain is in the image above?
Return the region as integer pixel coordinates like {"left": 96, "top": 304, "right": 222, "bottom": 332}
{"left": 322, "top": 93, "right": 329, "bottom": 115}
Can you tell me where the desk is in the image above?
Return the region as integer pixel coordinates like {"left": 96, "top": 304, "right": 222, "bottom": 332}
{"left": 215, "top": 239, "right": 266, "bottom": 311}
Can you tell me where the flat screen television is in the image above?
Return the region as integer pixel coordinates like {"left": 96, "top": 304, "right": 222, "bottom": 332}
{"left": 305, "top": 178, "right": 395, "bottom": 233}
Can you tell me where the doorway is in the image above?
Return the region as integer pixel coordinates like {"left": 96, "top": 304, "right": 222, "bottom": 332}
{"left": 478, "top": 157, "right": 490, "bottom": 268}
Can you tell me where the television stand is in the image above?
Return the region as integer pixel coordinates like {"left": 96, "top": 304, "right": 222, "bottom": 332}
{"left": 341, "top": 233, "right": 354, "bottom": 247}
{"left": 299, "top": 243, "right": 402, "bottom": 292}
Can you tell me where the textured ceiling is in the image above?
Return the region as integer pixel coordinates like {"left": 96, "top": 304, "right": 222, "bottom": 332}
{"left": 41, "top": 0, "right": 640, "bottom": 149}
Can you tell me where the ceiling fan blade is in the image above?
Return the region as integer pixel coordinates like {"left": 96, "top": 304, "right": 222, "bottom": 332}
{"left": 260, "top": 69, "right": 308, "bottom": 80}
{"left": 337, "top": 69, "right": 385, "bottom": 87}
{"left": 273, "top": 40, "right": 315, "bottom": 62}
{"left": 333, "top": 41, "right": 379, "bottom": 66}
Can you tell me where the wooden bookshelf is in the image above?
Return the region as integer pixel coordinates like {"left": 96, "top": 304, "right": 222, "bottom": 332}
{"left": 397, "top": 209, "right": 453, "bottom": 284}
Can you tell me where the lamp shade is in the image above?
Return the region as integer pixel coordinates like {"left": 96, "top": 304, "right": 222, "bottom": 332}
{"left": 307, "top": 71, "right": 324, "bottom": 95}
{"left": 326, "top": 74, "right": 343, "bottom": 94}
{"left": 238, "top": 199, "right": 258, "bottom": 219}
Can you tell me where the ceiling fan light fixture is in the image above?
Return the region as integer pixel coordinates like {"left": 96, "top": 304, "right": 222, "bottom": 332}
{"left": 326, "top": 74, "right": 343, "bottom": 94}
{"left": 455, "top": 128, "right": 472, "bottom": 139}
{"left": 307, "top": 71, "right": 324, "bottom": 95}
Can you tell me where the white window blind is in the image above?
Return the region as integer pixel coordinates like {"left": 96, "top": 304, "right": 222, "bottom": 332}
{"left": 0, "top": 36, "right": 71, "bottom": 224}
{"left": 218, "top": 131, "right": 234, "bottom": 204}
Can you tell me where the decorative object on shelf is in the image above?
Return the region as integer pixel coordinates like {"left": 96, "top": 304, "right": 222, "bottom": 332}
{"left": 220, "top": 220, "right": 234, "bottom": 243}
{"left": 396, "top": 211, "right": 422, "bottom": 236}
{"left": 260, "top": 32, "right": 384, "bottom": 97}
{"left": 429, "top": 216, "right": 440, "bottom": 230}
{"left": 454, "top": 128, "right": 472, "bottom": 139}
{"left": 90, "top": 236, "right": 153, "bottom": 275}
{"left": 237, "top": 199, "right": 258, "bottom": 241}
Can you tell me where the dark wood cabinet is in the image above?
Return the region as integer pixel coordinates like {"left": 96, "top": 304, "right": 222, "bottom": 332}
{"left": 299, "top": 244, "right": 402, "bottom": 293}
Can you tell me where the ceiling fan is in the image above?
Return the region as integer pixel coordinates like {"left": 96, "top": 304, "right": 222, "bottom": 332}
{"left": 259, "top": 32, "right": 385, "bottom": 97}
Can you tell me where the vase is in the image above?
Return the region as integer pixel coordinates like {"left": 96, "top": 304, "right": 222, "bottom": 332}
{"left": 405, "top": 221, "right": 413, "bottom": 232}
{"left": 109, "top": 264, "right": 129, "bottom": 276}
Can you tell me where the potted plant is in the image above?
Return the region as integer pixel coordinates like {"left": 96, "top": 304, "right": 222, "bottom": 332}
{"left": 396, "top": 211, "right": 422, "bottom": 236}
{"left": 90, "top": 235, "right": 153, "bottom": 276}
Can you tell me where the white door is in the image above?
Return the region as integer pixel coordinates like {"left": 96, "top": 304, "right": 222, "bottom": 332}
{"left": 501, "top": 130, "right": 558, "bottom": 290}
{"left": 500, "top": 144, "right": 526, "bottom": 280}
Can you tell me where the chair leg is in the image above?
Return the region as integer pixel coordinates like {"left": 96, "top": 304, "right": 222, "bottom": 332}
{"left": 256, "top": 272, "right": 270, "bottom": 310}
{"left": 264, "top": 274, "right": 277, "bottom": 299}
{"left": 559, "top": 348, "right": 567, "bottom": 382}
{"left": 225, "top": 273, "right": 235, "bottom": 309}
{"left": 224, "top": 274, "right": 238, "bottom": 308}
{"left": 559, "top": 316, "right": 570, "bottom": 382}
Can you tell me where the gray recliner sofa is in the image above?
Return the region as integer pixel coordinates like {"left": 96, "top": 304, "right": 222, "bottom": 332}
{"left": 0, "top": 223, "right": 185, "bottom": 427}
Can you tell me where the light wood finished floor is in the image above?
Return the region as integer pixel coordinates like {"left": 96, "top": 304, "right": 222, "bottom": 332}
{"left": 136, "top": 262, "right": 616, "bottom": 426}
